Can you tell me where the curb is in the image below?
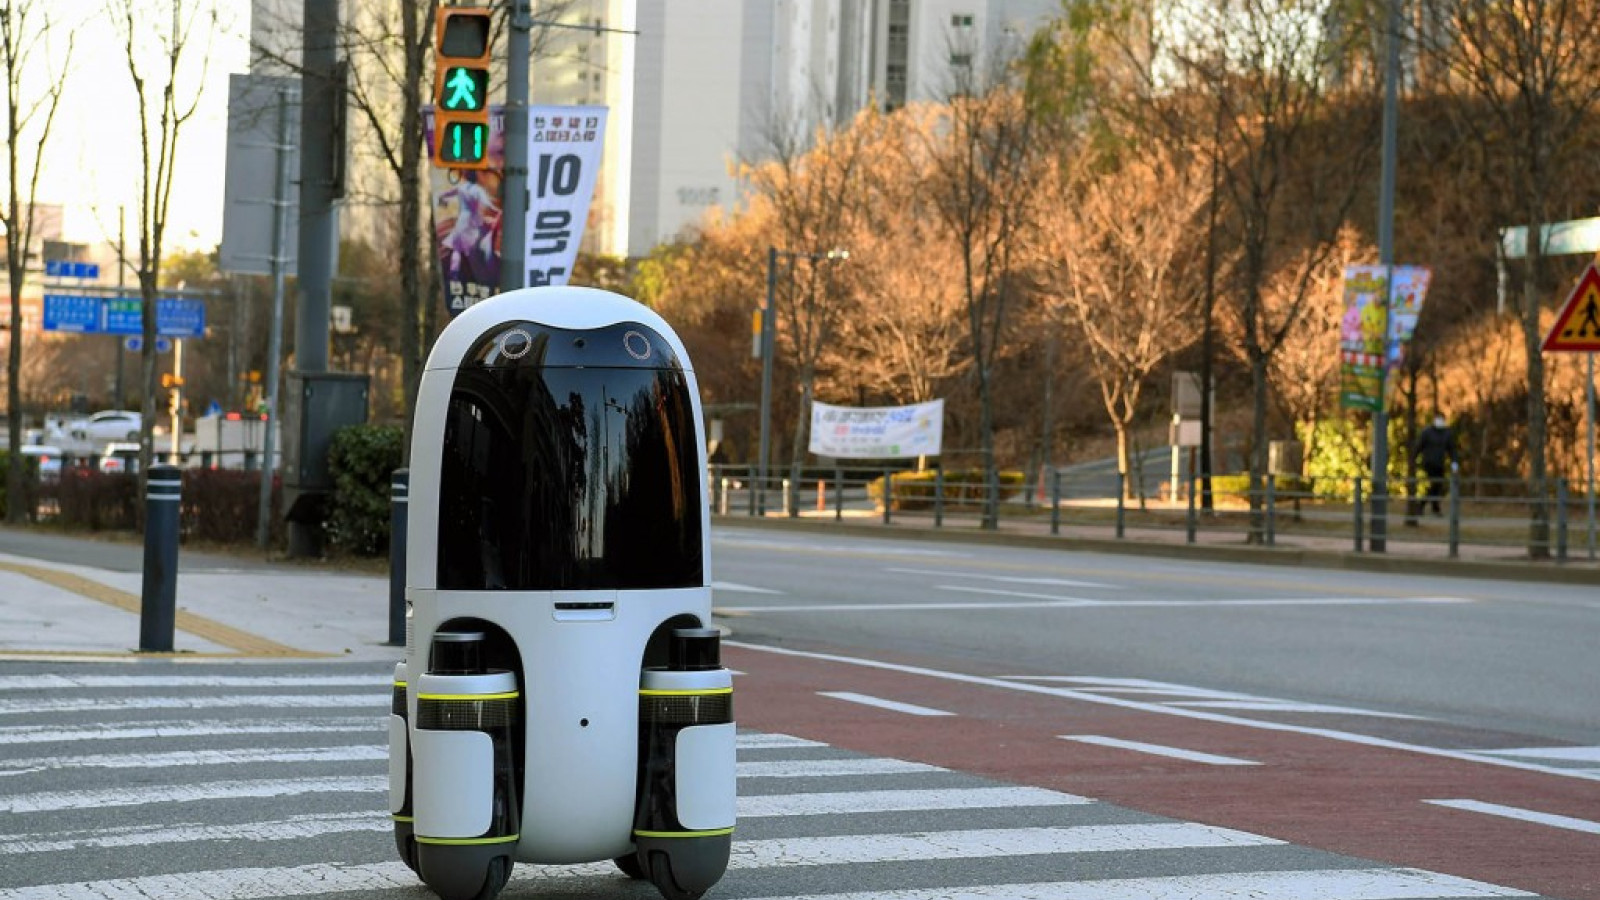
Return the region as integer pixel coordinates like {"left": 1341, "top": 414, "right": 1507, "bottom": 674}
{"left": 714, "top": 516, "right": 1600, "bottom": 587}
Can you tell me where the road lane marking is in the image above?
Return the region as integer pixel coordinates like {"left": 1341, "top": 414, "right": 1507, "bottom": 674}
{"left": 737, "top": 758, "right": 945, "bottom": 777}
{"left": 0, "top": 718, "right": 380, "bottom": 746}
{"left": 1006, "top": 676, "right": 1426, "bottom": 720}
{"left": 1425, "top": 799, "right": 1600, "bottom": 835}
{"left": 0, "top": 826, "right": 1282, "bottom": 899}
{"left": 747, "top": 868, "right": 1535, "bottom": 900}
{"left": 728, "top": 640, "right": 1600, "bottom": 783}
{"left": 711, "top": 580, "right": 783, "bottom": 594}
{"left": 725, "top": 822, "right": 1280, "bottom": 864}
{"left": 888, "top": 567, "right": 1119, "bottom": 589}
{"left": 738, "top": 786, "right": 1093, "bottom": 817}
{"left": 0, "top": 693, "right": 386, "bottom": 716}
{"left": 0, "top": 674, "right": 384, "bottom": 690}
{"left": 0, "top": 863, "right": 1531, "bottom": 900}
{"left": 941, "top": 586, "right": 1473, "bottom": 607}
{"left": 0, "top": 812, "right": 389, "bottom": 854}
{"left": 1474, "top": 745, "right": 1600, "bottom": 762}
{"left": 1061, "top": 734, "right": 1260, "bottom": 766}
{"left": 717, "top": 592, "right": 1474, "bottom": 613}
{"left": 0, "top": 745, "right": 387, "bottom": 775}
{"left": 736, "top": 732, "right": 826, "bottom": 749}
{"left": 819, "top": 690, "right": 954, "bottom": 716}
{"left": 1, "top": 776, "right": 388, "bottom": 814}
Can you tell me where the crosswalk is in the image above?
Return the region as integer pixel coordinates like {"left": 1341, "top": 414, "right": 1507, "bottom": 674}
{"left": 0, "top": 663, "right": 1545, "bottom": 900}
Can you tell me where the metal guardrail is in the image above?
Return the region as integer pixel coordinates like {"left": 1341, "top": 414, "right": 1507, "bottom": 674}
{"left": 707, "top": 465, "right": 1600, "bottom": 563}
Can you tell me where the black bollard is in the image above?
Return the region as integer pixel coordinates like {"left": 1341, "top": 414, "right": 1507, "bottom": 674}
{"left": 387, "top": 468, "right": 408, "bottom": 647}
{"left": 140, "top": 464, "right": 182, "bottom": 652}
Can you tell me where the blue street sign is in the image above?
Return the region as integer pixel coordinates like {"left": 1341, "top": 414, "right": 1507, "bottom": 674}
{"left": 104, "top": 298, "right": 205, "bottom": 337}
{"left": 42, "top": 295, "right": 103, "bottom": 333}
{"left": 42, "top": 295, "right": 205, "bottom": 338}
{"left": 123, "top": 336, "right": 175, "bottom": 353}
{"left": 45, "top": 260, "right": 100, "bottom": 279}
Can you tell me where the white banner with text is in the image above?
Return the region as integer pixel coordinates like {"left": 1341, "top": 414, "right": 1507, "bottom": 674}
{"left": 809, "top": 399, "right": 945, "bottom": 459}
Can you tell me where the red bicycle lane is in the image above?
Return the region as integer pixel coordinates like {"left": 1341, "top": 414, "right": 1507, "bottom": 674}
{"left": 724, "top": 640, "right": 1600, "bottom": 900}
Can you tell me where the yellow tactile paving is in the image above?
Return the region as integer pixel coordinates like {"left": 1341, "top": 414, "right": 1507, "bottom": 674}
{"left": 0, "top": 560, "right": 328, "bottom": 658}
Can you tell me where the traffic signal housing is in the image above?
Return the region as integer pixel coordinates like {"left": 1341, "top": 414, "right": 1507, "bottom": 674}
{"left": 432, "top": 6, "right": 492, "bottom": 169}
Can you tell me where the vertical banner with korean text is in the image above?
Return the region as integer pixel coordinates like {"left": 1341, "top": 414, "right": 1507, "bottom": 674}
{"left": 809, "top": 400, "right": 945, "bottom": 459}
{"left": 1339, "top": 265, "right": 1432, "bottom": 411}
{"left": 425, "top": 105, "right": 608, "bottom": 317}
{"left": 425, "top": 107, "right": 506, "bottom": 316}
{"left": 524, "top": 106, "right": 607, "bottom": 288}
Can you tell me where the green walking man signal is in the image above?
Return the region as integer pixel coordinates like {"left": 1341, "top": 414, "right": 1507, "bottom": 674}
{"left": 432, "top": 7, "right": 492, "bottom": 170}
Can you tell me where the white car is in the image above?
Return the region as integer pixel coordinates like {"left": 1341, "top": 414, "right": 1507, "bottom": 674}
{"left": 68, "top": 410, "right": 143, "bottom": 447}
{"left": 98, "top": 442, "right": 142, "bottom": 475}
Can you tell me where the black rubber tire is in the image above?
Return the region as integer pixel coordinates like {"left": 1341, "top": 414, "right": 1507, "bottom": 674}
{"left": 613, "top": 852, "right": 647, "bottom": 879}
{"left": 470, "top": 855, "right": 511, "bottom": 900}
{"left": 648, "top": 851, "right": 705, "bottom": 900}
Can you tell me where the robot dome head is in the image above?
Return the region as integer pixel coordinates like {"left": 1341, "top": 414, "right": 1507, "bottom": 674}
{"left": 427, "top": 288, "right": 706, "bottom": 594}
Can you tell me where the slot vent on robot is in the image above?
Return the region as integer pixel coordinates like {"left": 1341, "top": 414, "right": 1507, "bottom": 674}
{"left": 638, "top": 693, "right": 732, "bottom": 727}
{"left": 417, "top": 696, "right": 519, "bottom": 731}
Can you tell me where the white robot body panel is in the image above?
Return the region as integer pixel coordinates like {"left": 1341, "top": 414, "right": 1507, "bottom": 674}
{"left": 413, "top": 730, "right": 496, "bottom": 837}
{"left": 673, "top": 723, "right": 738, "bottom": 831}
{"left": 394, "top": 287, "right": 731, "bottom": 900}
{"left": 388, "top": 715, "right": 409, "bottom": 815}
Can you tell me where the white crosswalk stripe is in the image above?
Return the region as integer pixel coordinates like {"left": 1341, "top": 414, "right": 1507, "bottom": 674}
{"left": 0, "top": 666, "right": 1544, "bottom": 900}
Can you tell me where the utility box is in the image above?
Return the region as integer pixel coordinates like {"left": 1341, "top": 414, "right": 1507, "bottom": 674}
{"left": 283, "top": 370, "right": 369, "bottom": 492}
{"left": 1268, "top": 440, "right": 1303, "bottom": 476}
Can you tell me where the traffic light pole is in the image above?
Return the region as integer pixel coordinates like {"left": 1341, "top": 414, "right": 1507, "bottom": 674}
{"left": 500, "top": 0, "right": 532, "bottom": 293}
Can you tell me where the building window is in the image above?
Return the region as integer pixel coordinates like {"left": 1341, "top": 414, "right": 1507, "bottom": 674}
{"left": 950, "top": 53, "right": 972, "bottom": 67}
{"left": 952, "top": 14, "right": 974, "bottom": 27}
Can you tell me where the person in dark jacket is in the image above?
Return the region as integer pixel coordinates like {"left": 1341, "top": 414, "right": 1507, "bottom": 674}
{"left": 1413, "top": 414, "right": 1458, "bottom": 516}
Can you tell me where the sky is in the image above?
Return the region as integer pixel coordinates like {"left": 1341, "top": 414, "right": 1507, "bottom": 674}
{"left": 15, "top": 1, "right": 253, "bottom": 255}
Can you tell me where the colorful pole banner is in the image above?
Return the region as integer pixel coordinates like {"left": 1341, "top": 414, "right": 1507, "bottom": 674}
{"left": 1339, "top": 265, "right": 1431, "bottom": 411}
{"left": 809, "top": 400, "right": 945, "bottom": 459}
{"left": 424, "top": 105, "right": 607, "bottom": 317}
{"left": 425, "top": 107, "right": 507, "bottom": 316}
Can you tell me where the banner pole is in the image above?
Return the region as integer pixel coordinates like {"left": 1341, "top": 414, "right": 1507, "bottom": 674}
{"left": 1588, "top": 351, "right": 1596, "bottom": 560}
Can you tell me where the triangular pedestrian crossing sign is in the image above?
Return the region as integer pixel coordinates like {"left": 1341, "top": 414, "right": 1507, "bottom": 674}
{"left": 1543, "top": 262, "right": 1600, "bottom": 352}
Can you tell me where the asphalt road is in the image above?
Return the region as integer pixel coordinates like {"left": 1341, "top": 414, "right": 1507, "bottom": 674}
{"left": 1, "top": 524, "right": 1595, "bottom": 899}
{"left": 710, "top": 526, "right": 1600, "bottom": 745}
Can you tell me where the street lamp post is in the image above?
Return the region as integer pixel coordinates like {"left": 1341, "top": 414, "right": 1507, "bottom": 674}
{"left": 755, "top": 246, "right": 848, "bottom": 515}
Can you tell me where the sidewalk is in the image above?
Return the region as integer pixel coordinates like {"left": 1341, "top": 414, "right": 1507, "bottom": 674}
{"left": 0, "top": 549, "right": 396, "bottom": 663}
{"left": 2, "top": 509, "right": 1595, "bottom": 662}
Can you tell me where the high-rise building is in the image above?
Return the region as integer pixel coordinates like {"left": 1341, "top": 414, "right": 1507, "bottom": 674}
{"left": 534, "top": 0, "right": 1058, "bottom": 258}
{"left": 248, "top": 1, "right": 1057, "bottom": 262}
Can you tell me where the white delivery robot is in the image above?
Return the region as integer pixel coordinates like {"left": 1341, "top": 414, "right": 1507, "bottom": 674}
{"left": 389, "top": 286, "right": 734, "bottom": 900}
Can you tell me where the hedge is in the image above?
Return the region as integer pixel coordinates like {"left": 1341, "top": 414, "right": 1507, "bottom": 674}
{"left": 0, "top": 451, "right": 41, "bottom": 521}
{"left": 867, "top": 469, "right": 1026, "bottom": 511}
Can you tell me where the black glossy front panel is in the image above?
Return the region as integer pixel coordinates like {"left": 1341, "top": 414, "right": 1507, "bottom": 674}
{"left": 436, "top": 322, "right": 703, "bottom": 590}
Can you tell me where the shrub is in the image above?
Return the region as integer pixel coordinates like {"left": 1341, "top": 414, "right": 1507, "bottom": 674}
{"left": 867, "top": 468, "right": 1026, "bottom": 511}
{"left": 55, "top": 470, "right": 138, "bottom": 531}
{"left": 181, "top": 468, "right": 282, "bottom": 545}
{"left": 325, "top": 424, "right": 405, "bottom": 556}
{"left": 0, "top": 451, "right": 41, "bottom": 521}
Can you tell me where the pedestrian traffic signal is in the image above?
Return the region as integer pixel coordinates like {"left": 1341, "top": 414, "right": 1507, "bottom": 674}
{"left": 432, "top": 6, "right": 492, "bottom": 170}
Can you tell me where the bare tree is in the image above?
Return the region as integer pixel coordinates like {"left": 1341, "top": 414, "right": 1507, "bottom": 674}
{"left": 1, "top": 0, "right": 71, "bottom": 522}
{"left": 108, "top": 0, "right": 218, "bottom": 483}
{"left": 830, "top": 106, "right": 969, "bottom": 407}
{"left": 1172, "top": 0, "right": 1378, "bottom": 537}
{"left": 916, "top": 72, "right": 1041, "bottom": 529}
{"left": 1416, "top": 0, "right": 1600, "bottom": 556}
{"left": 1036, "top": 142, "right": 1209, "bottom": 505}
{"left": 741, "top": 104, "right": 874, "bottom": 500}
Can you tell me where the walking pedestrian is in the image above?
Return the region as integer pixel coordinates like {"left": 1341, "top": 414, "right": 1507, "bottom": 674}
{"left": 1412, "top": 414, "right": 1458, "bottom": 516}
